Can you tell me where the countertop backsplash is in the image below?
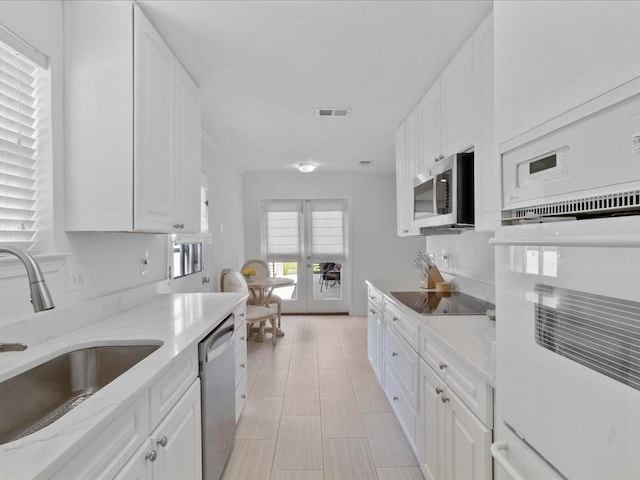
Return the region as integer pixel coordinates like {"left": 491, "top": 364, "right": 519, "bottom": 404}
{"left": 0, "top": 280, "right": 170, "bottom": 349}
{"left": 425, "top": 230, "right": 495, "bottom": 304}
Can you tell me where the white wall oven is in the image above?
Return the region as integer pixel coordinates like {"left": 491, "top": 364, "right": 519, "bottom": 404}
{"left": 493, "top": 91, "right": 640, "bottom": 479}
{"left": 493, "top": 217, "right": 640, "bottom": 479}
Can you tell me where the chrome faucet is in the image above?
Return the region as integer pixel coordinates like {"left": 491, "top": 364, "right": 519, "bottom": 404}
{"left": 0, "top": 246, "right": 55, "bottom": 312}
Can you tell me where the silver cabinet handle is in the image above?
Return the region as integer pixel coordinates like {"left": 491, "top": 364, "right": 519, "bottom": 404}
{"left": 392, "top": 317, "right": 398, "bottom": 322}
{"left": 179, "top": 223, "right": 184, "bottom": 228}
{"left": 370, "top": 309, "right": 376, "bottom": 314}
{"left": 157, "top": 436, "right": 168, "bottom": 448}
{"left": 435, "top": 386, "right": 444, "bottom": 395}
{"left": 240, "top": 312, "right": 245, "bottom": 317}
{"left": 402, "top": 229, "right": 409, "bottom": 233}
{"left": 145, "top": 450, "right": 158, "bottom": 462}
{"left": 240, "top": 363, "right": 246, "bottom": 368}
{"left": 392, "top": 352, "right": 398, "bottom": 357}
{"left": 241, "top": 394, "right": 247, "bottom": 399}
{"left": 173, "top": 223, "right": 180, "bottom": 229}
{"left": 439, "top": 362, "right": 447, "bottom": 370}
{"left": 393, "top": 396, "right": 399, "bottom": 401}
{"left": 441, "top": 395, "right": 450, "bottom": 403}
{"left": 202, "top": 276, "right": 211, "bottom": 284}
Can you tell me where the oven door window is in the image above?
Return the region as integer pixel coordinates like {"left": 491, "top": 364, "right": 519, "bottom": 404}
{"left": 435, "top": 169, "right": 452, "bottom": 214}
{"left": 414, "top": 178, "right": 435, "bottom": 218}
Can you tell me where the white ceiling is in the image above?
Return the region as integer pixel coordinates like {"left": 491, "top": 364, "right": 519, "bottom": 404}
{"left": 138, "top": 0, "right": 492, "bottom": 173}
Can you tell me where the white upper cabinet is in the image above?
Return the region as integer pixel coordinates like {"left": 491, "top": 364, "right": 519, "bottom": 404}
{"left": 418, "top": 81, "right": 441, "bottom": 173}
{"left": 440, "top": 40, "right": 474, "bottom": 157}
{"left": 495, "top": 1, "right": 640, "bottom": 148}
{"left": 395, "top": 123, "right": 420, "bottom": 236}
{"left": 65, "top": 1, "right": 201, "bottom": 233}
{"left": 472, "top": 14, "right": 500, "bottom": 231}
{"left": 396, "top": 13, "right": 497, "bottom": 233}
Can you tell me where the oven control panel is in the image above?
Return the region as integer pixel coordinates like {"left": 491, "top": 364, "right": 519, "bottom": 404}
{"left": 517, "top": 146, "right": 570, "bottom": 188}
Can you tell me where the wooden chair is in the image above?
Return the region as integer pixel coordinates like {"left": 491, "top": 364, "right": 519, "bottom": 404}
{"left": 241, "top": 259, "right": 283, "bottom": 333}
{"left": 220, "top": 268, "right": 278, "bottom": 344}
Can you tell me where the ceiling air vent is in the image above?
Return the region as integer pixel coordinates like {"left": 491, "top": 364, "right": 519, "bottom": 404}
{"left": 359, "top": 160, "right": 373, "bottom": 167}
{"left": 317, "top": 108, "right": 352, "bottom": 117}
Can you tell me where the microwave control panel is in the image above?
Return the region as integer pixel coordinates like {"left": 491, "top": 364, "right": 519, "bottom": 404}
{"left": 517, "top": 146, "right": 570, "bottom": 188}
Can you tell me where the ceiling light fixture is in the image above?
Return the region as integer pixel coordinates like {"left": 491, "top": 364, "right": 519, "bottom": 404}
{"left": 297, "top": 163, "right": 317, "bottom": 173}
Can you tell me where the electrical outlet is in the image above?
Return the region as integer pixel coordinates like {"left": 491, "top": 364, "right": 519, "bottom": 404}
{"left": 141, "top": 249, "right": 150, "bottom": 275}
{"left": 67, "top": 263, "right": 87, "bottom": 292}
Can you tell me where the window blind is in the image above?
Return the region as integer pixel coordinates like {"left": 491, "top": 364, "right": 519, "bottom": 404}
{"left": 0, "top": 41, "right": 41, "bottom": 250}
{"left": 311, "top": 210, "right": 344, "bottom": 256}
{"left": 263, "top": 200, "right": 302, "bottom": 259}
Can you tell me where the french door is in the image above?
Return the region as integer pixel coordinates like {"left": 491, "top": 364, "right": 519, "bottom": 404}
{"left": 261, "top": 199, "right": 349, "bottom": 314}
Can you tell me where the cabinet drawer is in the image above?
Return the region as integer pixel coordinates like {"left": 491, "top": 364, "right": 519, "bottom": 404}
{"left": 367, "top": 285, "right": 383, "bottom": 312}
{"left": 420, "top": 330, "right": 493, "bottom": 427}
{"left": 384, "top": 300, "right": 420, "bottom": 354}
{"left": 235, "top": 372, "right": 248, "bottom": 423}
{"left": 149, "top": 346, "right": 198, "bottom": 426}
{"left": 384, "top": 323, "right": 419, "bottom": 407}
{"left": 235, "top": 345, "right": 248, "bottom": 389}
{"left": 51, "top": 392, "right": 149, "bottom": 480}
{"left": 383, "top": 357, "right": 417, "bottom": 450}
{"left": 235, "top": 319, "right": 247, "bottom": 356}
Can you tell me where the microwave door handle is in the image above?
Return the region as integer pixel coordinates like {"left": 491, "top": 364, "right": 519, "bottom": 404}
{"left": 491, "top": 441, "right": 527, "bottom": 480}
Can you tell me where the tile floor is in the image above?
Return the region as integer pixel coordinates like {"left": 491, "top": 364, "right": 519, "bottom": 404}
{"left": 222, "top": 315, "right": 423, "bottom": 480}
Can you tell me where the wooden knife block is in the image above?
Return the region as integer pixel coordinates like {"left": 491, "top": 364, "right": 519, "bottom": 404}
{"left": 423, "top": 264, "right": 451, "bottom": 293}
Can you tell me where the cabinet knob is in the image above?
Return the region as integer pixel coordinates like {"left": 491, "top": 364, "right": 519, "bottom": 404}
{"left": 441, "top": 395, "right": 450, "bottom": 404}
{"left": 241, "top": 394, "right": 247, "bottom": 399}
{"left": 157, "top": 436, "right": 168, "bottom": 448}
{"left": 240, "top": 363, "right": 246, "bottom": 368}
{"left": 370, "top": 309, "right": 376, "bottom": 314}
{"left": 402, "top": 229, "right": 409, "bottom": 233}
{"left": 240, "top": 336, "right": 246, "bottom": 341}
{"left": 392, "top": 317, "right": 398, "bottom": 322}
{"left": 240, "top": 313, "right": 245, "bottom": 317}
{"left": 438, "top": 362, "right": 447, "bottom": 370}
{"left": 145, "top": 450, "right": 158, "bottom": 462}
{"left": 392, "top": 352, "right": 398, "bottom": 357}
{"left": 393, "top": 396, "right": 399, "bottom": 402}
{"left": 435, "top": 386, "right": 444, "bottom": 395}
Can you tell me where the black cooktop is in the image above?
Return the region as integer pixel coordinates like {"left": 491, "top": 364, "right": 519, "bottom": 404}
{"left": 391, "top": 291, "right": 494, "bottom": 316}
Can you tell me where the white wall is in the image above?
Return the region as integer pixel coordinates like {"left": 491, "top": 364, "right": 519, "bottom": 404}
{"left": 425, "top": 230, "right": 495, "bottom": 303}
{"left": 243, "top": 172, "right": 424, "bottom": 315}
{"left": 0, "top": 1, "right": 173, "bottom": 326}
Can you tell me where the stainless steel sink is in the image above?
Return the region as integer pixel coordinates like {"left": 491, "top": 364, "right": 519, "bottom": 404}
{"left": 0, "top": 344, "right": 160, "bottom": 445}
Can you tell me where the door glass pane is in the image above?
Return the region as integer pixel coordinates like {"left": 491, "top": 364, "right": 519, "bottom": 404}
{"left": 267, "top": 261, "right": 298, "bottom": 300}
{"left": 314, "top": 261, "right": 342, "bottom": 300}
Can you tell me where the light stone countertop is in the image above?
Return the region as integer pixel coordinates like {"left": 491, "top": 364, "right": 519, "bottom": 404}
{"left": 367, "top": 280, "right": 496, "bottom": 386}
{"left": 0, "top": 292, "right": 246, "bottom": 480}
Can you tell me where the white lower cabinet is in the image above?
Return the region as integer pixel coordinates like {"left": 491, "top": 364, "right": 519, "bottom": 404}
{"left": 116, "top": 378, "right": 202, "bottom": 480}
{"left": 418, "top": 359, "right": 492, "bottom": 480}
{"left": 234, "top": 304, "right": 248, "bottom": 422}
{"left": 367, "top": 300, "right": 384, "bottom": 383}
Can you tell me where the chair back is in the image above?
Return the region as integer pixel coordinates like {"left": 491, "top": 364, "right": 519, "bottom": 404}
{"left": 241, "top": 259, "right": 270, "bottom": 279}
{"left": 220, "top": 269, "right": 248, "bottom": 293}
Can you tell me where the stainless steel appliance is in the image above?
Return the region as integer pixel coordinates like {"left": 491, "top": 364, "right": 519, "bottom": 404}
{"left": 413, "top": 152, "right": 474, "bottom": 233}
{"left": 199, "top": 314, "right": 236, "bottom": 480}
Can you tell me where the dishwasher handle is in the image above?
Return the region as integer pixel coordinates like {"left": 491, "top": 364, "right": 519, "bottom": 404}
{"left": 200, "top": 315, "right": 236, "bottom": 363}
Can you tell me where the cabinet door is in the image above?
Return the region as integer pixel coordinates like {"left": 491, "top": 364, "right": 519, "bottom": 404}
{"left": 473, "top": 14, "right": 500, "bottom": 231}
{"left": 367, "top": 303, "right": 382, "bottom": 382}
{"left": 174, "top": 63, "right": 202, "bottom": 233}
{"left": 114, "top": 439, "right": 154, "bottom": 480}
{"left": 418, "top": 359, "right": 445, "bottom": 480}
{"left": 440, "top": 40, "right": 474, "bottom": 156}
{"left": 444, "top": 388, "right": 492, "bottom": 480}
{"left": 152, "top": 379, "right": 202, "bottom": 480}
{"left": 134, "top": 5, "right": 174, "bottom": 232}
{"left": 395, "top": 124, "right": 419, "bottom": 236}
{"left": 418, "top": 81, "right": 441, "bottom": 172}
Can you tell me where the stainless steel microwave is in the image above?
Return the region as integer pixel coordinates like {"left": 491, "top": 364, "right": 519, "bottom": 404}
{"left": 413, "top": 152, "right": 474, "bottom": 232}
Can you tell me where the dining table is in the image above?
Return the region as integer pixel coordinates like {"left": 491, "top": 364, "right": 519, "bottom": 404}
{"left": 245, "top": 276, "right": 295, "bottom": 336}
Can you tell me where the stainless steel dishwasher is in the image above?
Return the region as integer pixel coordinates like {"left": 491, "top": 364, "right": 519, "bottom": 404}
{"left": 199, "top": 313, "right": 236, "bottom": 480}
